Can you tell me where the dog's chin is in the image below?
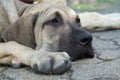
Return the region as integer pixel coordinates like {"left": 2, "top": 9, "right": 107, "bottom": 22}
{"left": 59, "top": 43, "right": 94, "bottom": 61}
{"left": 73, "top": 44, "right": 94, "bottom": 61}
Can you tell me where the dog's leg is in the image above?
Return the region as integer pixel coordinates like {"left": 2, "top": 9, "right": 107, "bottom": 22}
{"left": 0, "top": 41, "right": 71, "bottom": 74}
{"left": 0, "top": 41, "right": 36, "bottom": 68}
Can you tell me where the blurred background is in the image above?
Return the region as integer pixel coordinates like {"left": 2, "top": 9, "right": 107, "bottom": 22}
{"left": 67, "top": 0, "right": 120, "bottom": 13}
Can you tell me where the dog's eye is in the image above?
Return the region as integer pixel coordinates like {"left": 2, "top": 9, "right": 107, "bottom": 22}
{"left": 46, "top": 18, "right": 60, "bottom": 26}
{"left": 76, "top": 18, "right": 80, "bottom": 24}
{"left": 75, "top": 17, "right": 81, "bottom": 27}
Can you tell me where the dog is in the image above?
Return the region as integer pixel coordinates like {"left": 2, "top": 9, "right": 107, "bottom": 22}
{"left": 0, "top": 0, "right": 94, "bottom": 74}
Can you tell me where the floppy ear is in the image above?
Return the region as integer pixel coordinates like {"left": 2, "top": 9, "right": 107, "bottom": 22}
{"left": 2, "top": 13, "right": 39, "bottom": 49}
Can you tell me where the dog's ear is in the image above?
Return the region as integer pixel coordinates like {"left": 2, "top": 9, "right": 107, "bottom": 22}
{"left": 14, "top": 0, "right": 32, "bottom": 16}
{"left": 2, "top": 13, "right": 39, "bottom": 49}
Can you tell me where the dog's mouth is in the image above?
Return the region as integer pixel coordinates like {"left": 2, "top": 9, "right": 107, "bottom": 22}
{"left": 58, "top": 27, "right": 94, "bottom": 61}
{"left": 59, "top": 41, "right": 94, "bottom": 61}
{"left": 68, "top": 43, "right": 94, "bottom": 60}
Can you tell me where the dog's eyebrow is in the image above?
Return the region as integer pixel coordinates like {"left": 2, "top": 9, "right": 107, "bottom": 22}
{"left": 55, "top": 11, "right": 64, "bottom": 23}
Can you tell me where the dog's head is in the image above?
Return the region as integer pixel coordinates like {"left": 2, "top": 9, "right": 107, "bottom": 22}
{"left": 2, "top": 3, "right": 94, "bottom": 60}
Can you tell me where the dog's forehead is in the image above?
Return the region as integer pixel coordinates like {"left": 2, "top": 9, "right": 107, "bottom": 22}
{"left": 45, "top": 5, "right": 77, "bottom": 18}
{"left": 61, "top": 9, "right": 77, "bottom": 21}
{"left": 69, "top": 9, "right": 76, "bottom": 16}
{"left": 67, "top": 9, "right": 77, "bottom": 19}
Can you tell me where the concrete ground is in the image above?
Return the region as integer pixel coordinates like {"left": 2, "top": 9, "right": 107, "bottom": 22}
{"left": 0, "top": 30, "right": 120, "bottom": 80}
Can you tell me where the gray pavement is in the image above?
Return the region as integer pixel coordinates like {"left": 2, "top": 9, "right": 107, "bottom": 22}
{"left": 78, "top": 0, "right": 120, "bottom": 14}
{"left": 0, "top": 30, "right": 120, "bottom": 80}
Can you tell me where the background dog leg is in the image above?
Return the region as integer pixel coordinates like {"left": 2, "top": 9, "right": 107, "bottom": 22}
{"left": 79, "top": 12, "right": 120, "bottom": 31}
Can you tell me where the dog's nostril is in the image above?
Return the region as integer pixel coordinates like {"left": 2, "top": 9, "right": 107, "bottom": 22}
{"left": 80, "top": 34, "right": 92, "bottom": 45}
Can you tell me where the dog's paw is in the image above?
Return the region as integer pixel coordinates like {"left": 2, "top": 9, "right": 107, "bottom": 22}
{"left": 12, "top": 60, "right": 21, "bottom": 69}
{"left": 31, "top": 52, "right": 71, "bottom": 74}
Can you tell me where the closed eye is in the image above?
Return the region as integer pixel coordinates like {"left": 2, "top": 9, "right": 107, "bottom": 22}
{"left": 76, "top": 16, "right": 80, "bottom": 24}
{"left": 76, "top": 18, "right": 80, "bottom": 24}
{"left": 44, "top": 12, "right": 63, "bottom": 27}
{"left": 75, "top": 15, "right": 81, "bottom": 27}
{"left": 46, "top": 18, "right": 60, "bottom": 26}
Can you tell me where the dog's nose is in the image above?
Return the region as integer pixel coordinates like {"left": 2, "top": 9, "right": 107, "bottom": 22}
{"left": 79, "top": 32, "right": 92, "bottom": 46}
